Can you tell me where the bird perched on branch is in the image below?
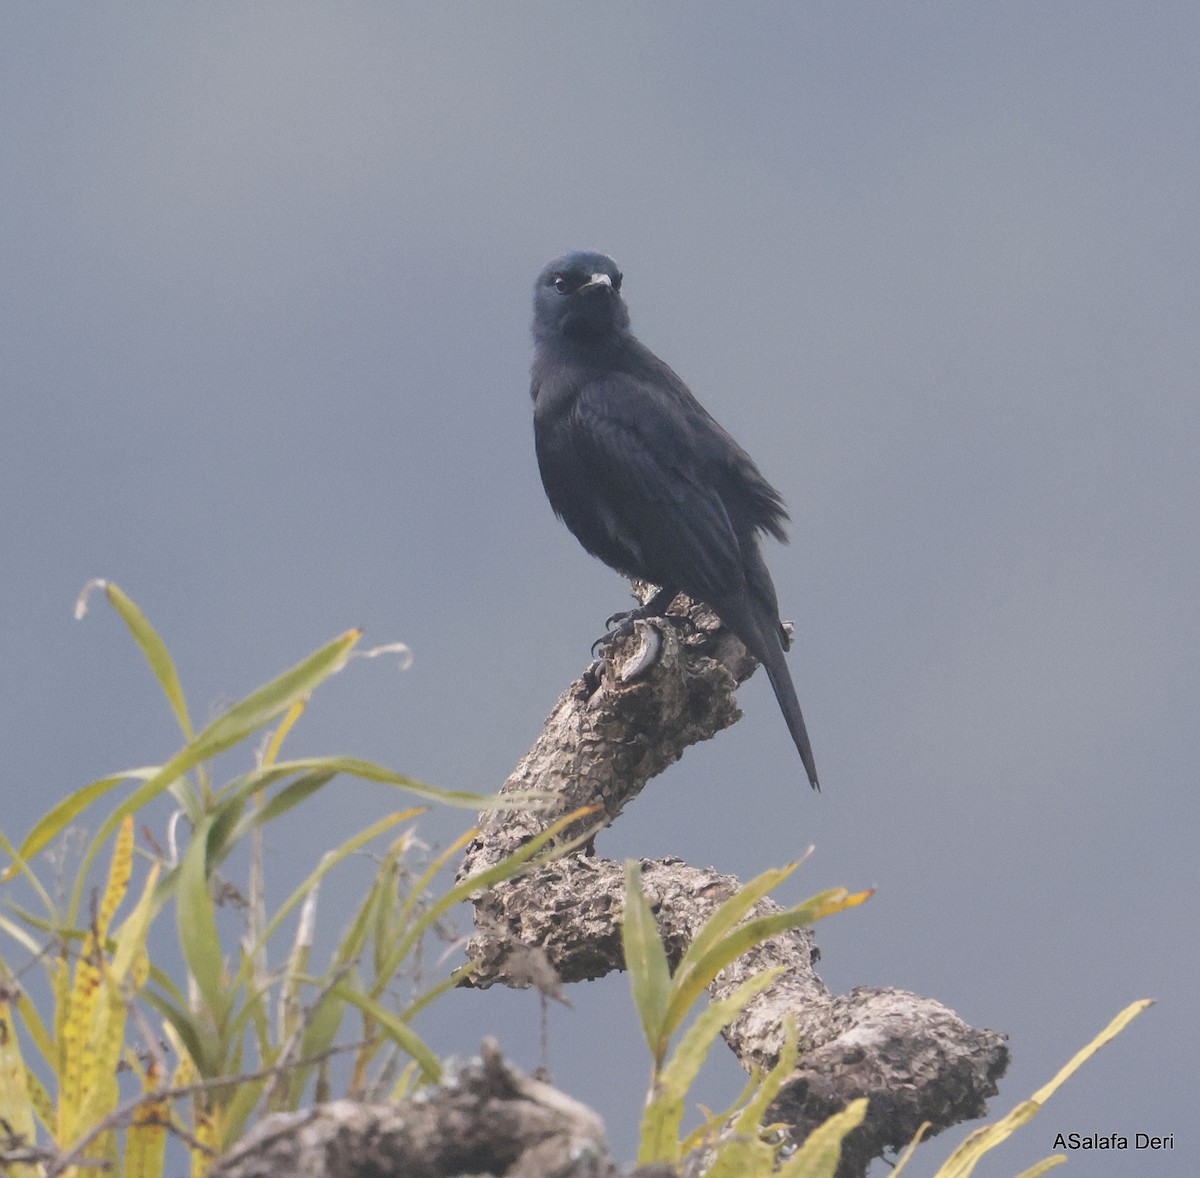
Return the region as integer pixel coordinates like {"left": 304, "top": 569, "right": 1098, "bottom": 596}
{"left": 529, "top": 250, "right": 819, "bottom": 789}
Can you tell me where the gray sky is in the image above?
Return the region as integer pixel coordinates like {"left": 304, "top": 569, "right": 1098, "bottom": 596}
{"left": 2, "top": 6, "right": 1196, "bottom": 1175}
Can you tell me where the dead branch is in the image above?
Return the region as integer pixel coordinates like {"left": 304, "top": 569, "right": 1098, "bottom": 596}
{"left": 457, "top": 593, "right": 1009, "bottom": 1178}
{"left": 209, "top": 1039, "right": 670, "bottom": 1178}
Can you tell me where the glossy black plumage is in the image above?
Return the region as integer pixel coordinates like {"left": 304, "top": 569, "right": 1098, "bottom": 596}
{"left": 530, "top": 251, "right": 819, "bottom": 788}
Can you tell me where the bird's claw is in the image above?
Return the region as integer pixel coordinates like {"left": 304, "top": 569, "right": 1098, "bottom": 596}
{"left": 589, "top": 619, "right": 665, "bottom": 684}
{"left": 604, "top": 606, "right": 642, "bottom": 631}
{"left": 591, "top": 606, "right": 697, "bottom": 656}
{"left": 593, "top": 605, "right": 654, "bottom": 653}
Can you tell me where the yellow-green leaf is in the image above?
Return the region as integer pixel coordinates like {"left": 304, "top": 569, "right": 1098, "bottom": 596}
{"left": 0, "top": 996, "right": 39, "bottom": 1175}
{"left": 674, "top": 862, "right": 802, "bottom": 990}
{"left": 110, "top": 862, "right": 163, "bottom": 985}
{"left": 96, "top": 814, "right": 135, "bottom": 939}
{"left": 732, "top": 1017, "right": 798, "bottom": 1137}
{"left": 124, "top": 1088, "right": 169, "bottom": 1178}
{"left": 1013, "top": 1158, "right": 1068, "bottom": 1178}
{"left": 1030, "top": 999, "right": 1152, "bottom": 1106}
{"left": 639, "top": 967, "right": 783, "bottom": 1165}
{"left": 12, "top": 987, "right": 54, "bottom": 1072}
{"left": 890, "top": 1120, "right": 931, "bottom": 1174}
{"left": 935, "top": 1000, "right": 1152, "bottom": 1178}
{"left": 777, "top": 1098, "right": 868, "bottom": 1178}
{"left": 623, "top": 861, "right": 673, "bottom": 1065}
{"left": 703, "top": 1136, "right": 778, "bottom": 1178}
{"left": 262, "top": 698, "right": 307, "bottom": 767}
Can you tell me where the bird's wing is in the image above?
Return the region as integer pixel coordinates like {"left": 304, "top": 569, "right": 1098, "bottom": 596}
{"left": 625, "top": 341, "right": 791, "bottom": 544}
{"left": 544, "top": 375, "right": 748, "bottom": 603}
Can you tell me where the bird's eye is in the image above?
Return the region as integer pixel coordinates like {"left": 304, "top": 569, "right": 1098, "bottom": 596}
{"left": 612, "top": 273, "right": 623, "bottom": 292}
{"left": 553, "top": 275, "right": 570, "bottom": 293}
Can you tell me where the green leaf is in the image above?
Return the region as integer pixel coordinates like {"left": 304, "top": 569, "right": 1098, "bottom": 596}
{"left": 731, "top": 1017, "right": 799, "bottom": 1137}
{"left": 372, "top": 842, "right": 406, "bottom": 978}
{"left": 663, "top": 888, "right": 872, "bottom": 1036}
{"left": 280, "top": 986, "right": 350, "bottom": 1113}
{"left": 257, "top": 756, "right": 505, "bottom": 810}
{"left": 205, "top": 793, "right": 248, "bottom": 864}
{"left": 12, "top": 987, "right": 56, "bottom": 1073}
{"left": 144, "top": 990, "right": 210, "bottom": 1081}
{"left": 218, "top": 975, "right": 276, "bottom": 1069}
{"left": 680, "top": 1070, "right": 760, "bottom": 1157}
{"left": 12, "top": 769, "right": 154, "bottom": 877}
{"left": 393, "top": 826, "right": 472, "bottom": 940}
{"left": 401, "top": 966, "right": 475, "bottom": 1023}
{"left": 675, "top": 862, "right": 802, "bottom": 984}
{"left": 334, "top": 983, "right": 442, "bottom": 1084}
{"left": 638, "top": 968, "right": 784, "bottom": 1165}
{"left": 192, "top": 629, "right": 362, "bottom": 759}
{"left": 69, "top": 630, "right": 363, "bottom": 921}
{"left": 225, "top": 771, "right": 338, "bottom": 843}
{"left": 221, "top": 1073, "right": 269, "bottom": 1149}
{"left": 327, "top": 873, "right": 381, "bottom": 976}
{"left": 177, "top": 815, "right": 232, "bottom": 1043}
{"left": 102, "top": 582, "right": 195, "bottom": 741}
{"left": 252, "top": 810, "right": 423, "bottom": 958}
{"left": 143, "top": 958, "right": 188, "bottom": 1011}
{"left": 622, "top": 861, "right": 673, "bottom": 1065}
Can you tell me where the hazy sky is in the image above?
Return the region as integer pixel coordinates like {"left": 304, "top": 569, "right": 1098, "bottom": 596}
{"left": 2, "top": 6, "right": 1196, "bottom": 1175}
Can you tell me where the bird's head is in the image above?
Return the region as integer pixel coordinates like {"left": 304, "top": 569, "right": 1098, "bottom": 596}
{"left": 532, "top": 250, "right": 629, "bottom": 345}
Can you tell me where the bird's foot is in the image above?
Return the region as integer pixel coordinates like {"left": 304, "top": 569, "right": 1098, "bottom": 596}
{"left": 590, "top": 603, "right": 695, "bottom": 656}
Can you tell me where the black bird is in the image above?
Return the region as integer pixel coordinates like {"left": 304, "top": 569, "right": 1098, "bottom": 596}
{"left": 530, "top": 250, "right": 819, "bottom": 789}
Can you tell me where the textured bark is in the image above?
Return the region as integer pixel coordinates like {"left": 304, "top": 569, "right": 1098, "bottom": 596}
{"left": 458, "top": 593, "right": 1010, "bottom": 1178}
{"left": 458, "top": 595, "right": 751, "bottom": 871}
{"left": 209, "top": 1040, "right": 668, "bottom": 1178}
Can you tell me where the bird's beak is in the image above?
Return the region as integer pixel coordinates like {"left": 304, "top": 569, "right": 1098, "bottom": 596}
{"left": 582, "top": 273, "right": 613, "bottom": 292}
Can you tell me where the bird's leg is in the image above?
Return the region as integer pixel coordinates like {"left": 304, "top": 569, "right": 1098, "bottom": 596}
{"left": 604, "top": 584, "right": 676, "bottom": 631}
{"left": 592, "top": 585, "right": 689, "bottom": 654}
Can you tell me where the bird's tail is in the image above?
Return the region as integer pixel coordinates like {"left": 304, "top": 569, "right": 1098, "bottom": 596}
{"left": 757, "top": 623, "right": 820, "bottom": 790}
{"left": 728, "top": 540, "right": 820, "bottom": 789}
